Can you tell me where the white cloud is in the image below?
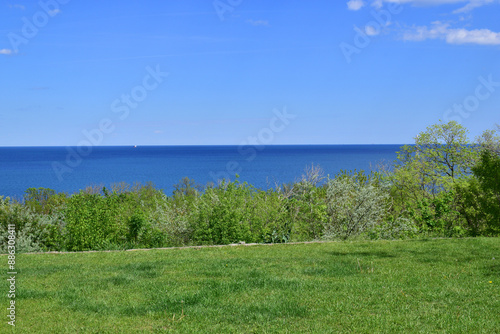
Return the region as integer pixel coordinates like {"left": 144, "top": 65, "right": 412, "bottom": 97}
{"left": 347, "top": 0, "right": 365, "bottom": 10}
{"left": 365, "top": 25, "right": 381, "bottom": 35}
{"left": 403, "top": 21, "right": 450, "bottom": 41}
{"left": 446, "top": 27, "right": 500, "bottom": 44}
{"left": 370, "top": 0, "right": 496, "bottom": 12}
{"left": 403, "top": 21, "right": 500, "bottom": 45}
{"left": 0, "top": 49, "right": 13, "bottom": 55}
{"left": 453, "top": 0, "right": 494, "bottom": 13}
{"left": 349, "top": 0, "right": 500, "bottom": 13}
{"left": 373, "top": 0, "right": 466, "bottom": 5}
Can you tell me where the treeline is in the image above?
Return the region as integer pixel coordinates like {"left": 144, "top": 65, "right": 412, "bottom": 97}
{"left": 1, "top": 121, "right": 499, "bottom": 252}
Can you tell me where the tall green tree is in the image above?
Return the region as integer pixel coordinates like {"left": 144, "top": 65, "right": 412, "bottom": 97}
{"left": 395, "top": 121, "right": 477, "bottom": 193}
{"left": 389, "top": 121, "right": 475, "bottom": 233}
{"left": 476, "top": 124, "right": 500, "bottom": 156}
{"left": 472, "top": 149, "right": 500, "bottom": 232}
{"left": 454, "top": 149, "right": 500, "bottom": 236}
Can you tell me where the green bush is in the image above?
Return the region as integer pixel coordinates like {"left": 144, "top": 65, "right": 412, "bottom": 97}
{"left": 34, "top": 213, "right": 66, "bottom": 250}
{"left": 365, "top": 217, "right": 418, "bottom": 240}
{"left": 324, "top": 171, "right": 389, "bottom": 240}
{"left": 0, "top": 196, "right": 44, "bottom": 253}
{"left": 23, "top": 188, "right": 67, "bottom": 215}
{"left": 191, "top": 179, "right": 250, "bottom": 244}
{"left": 64, "top": 192, "right": 122, "bottom": 251}
{"left": 127, "top": 211, "right": 145, "bottom": 242}
{"left": 0, "top": 196, "right": 37, "bottom": 232}
{"left": 143, "top": 194, "right": 191, "bottom": 247}
{"left": 406, "top": 190, "right": 464, "bottom": 237}
{"left": 252, "top": 189, "right": 291, "bottom": 243}
{"left": 472, "top": 150, "right": 500, "bottom": 234}
{"left": 285, "top": 165, "right": 329, "bottom": 241}
{"left": 454, "top": 150, "right": 500, "bottom": 236}
{"left": 191, "top": 178, "right": 285, "bottom": 245}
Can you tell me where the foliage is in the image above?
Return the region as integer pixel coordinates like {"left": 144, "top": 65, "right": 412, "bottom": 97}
{"left": 394, "top": 121, "right": 477, "bottom": 196}
{"left": 388, "top": 121, "right": 479, "bottom": 236}
{"left": 144, "top": 194, "right": 191, "bottom": 247}
{"left": 8, "top": 223, "right": 43, "bottom": 253}
{"left": 33, "top": 213, "right": 66, "bottom": 250}
{"left": 323, "top": 170, "right": 389, "bottom": 240}
{"left": 0, "top": 197, "right": 42, "bottom": 253}
{"left": 127, "top": 211, "right": 145, "bottom": 243}
{"left": 191, "top": 178, "right": 257, "bottom": 245}
{"left": 173, "top": 177, "right": 204, "bottom": 198}
{"left": 455, "top": 149, "right": 500, "bottom": 236}
{"left": 64, "top": 192, "right": 122, "bottom": 251}
{"left": 286, "top": 164, "right": 328, "bottom": 241}
{"left": 0, "top": 196, "right": 36, "bottom": 231}
{"left": 406, "top": 190, "right": 464, "bottom": 236}
{"left": 473, "top": 149, "right": 500, "bottom": 197}
{"left": 23, "top": 187, "right": 67, "bottom": 215}
{"left": 454, "top": 177, "right": 492, "bottom": 236}
{"left": 475, "top": 123, "right": 500, "bottom": 156}
{"left": 253, "top": 189, "right": 291, "bottom": 243}
{"left": 365, "top": 216, "right": 418, "bottom": 240}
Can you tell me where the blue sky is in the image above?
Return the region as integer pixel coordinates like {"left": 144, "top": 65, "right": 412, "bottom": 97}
{"left": 1, "top": 0, "right": 499, "bottom": 146}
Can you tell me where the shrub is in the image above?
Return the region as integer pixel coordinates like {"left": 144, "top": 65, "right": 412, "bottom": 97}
{"left": 323, "top": 171, "right": 389, "bottom": 240}
{"left": 0, "top": 196, "right": 37, "bottom": 232}
{"left": 23, "top": 188, "right": 67, "bottom": 215}
{"left": 365, "top": 217, "right": 418, "bottom": 240}
{"left": 64, "top": 192, "right": 121, "bottom": 251}
{"left": 285, "top": 165, "right": 329, "bottom": 241}
{"left": 454, "top": 150, "right": 500, "bottom": 236}
{"left": 191, "top": 178, "right": 266, "bottom": 245}
{"left": 143, "top": 195, "right": 191, "bottom": 247}
{"left": 406, "top": 190, "right": 464, "bottom": 237}
{"left": 0, "top": 196, "right": 44, "bottom": 253}
{"left": 252, "top": 189, "right": 291, "bottom": 243}
{"left": 128, "top": 211, "right": 146, "bottom": 243}
{"left": 173, "top": 177, "right": 204, "bottom": 198}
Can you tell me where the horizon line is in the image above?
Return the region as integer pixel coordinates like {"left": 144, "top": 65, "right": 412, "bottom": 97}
{"left": 0, "top": 143, "right": 413, "bottom": 148}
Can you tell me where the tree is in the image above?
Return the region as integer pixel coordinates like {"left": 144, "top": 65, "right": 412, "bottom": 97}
{"left": 173, "top": 177, "right": 204, "bottom": 198}
{"left": 476, "top": 124, "right": 500, "bottom": 156}
{"left": 395, "top": 121, "right": 477, "bottom": 192}
{"left": 472, "top": 149, "right": 500, "bottom": 233}
{"left": 23, "top": 187, "right": 67, "bottom": 215}
{"left": 388, "top": 121, "right": 476, "bottom": 233}
{"left": 454, "top": 149, "right": 500, "bottom": 236}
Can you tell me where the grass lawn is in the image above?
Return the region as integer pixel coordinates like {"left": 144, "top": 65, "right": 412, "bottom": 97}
{"left": 1, "top": 238, "right": 499, "bottom": 333}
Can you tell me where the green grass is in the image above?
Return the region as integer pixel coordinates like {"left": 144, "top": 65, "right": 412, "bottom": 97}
{"left": 1, "top": 238, "right": 499, "bottom": 333}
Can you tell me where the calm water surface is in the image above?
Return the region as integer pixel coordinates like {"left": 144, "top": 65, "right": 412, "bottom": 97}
{"left": 0, "top": 145, "right": 403, "bottom": 199}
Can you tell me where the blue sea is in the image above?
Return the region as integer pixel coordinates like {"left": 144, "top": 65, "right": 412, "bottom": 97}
{"left": 0, "top": 145, "right": 403, "bottom": 199}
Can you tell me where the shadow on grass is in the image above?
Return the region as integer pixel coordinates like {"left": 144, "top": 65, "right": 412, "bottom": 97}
{"left": 326, "top": 250, "right": 397, "bottom": 259}
{"left": 16, "top": 288, "right": 51, "bottom": 300}
{"left": 302, "top": 259, "right": 358, "bottom": 277}
{"left": 483, "top": 262, "right": 500, "bottom": 277}
{"left": 107, "top": 262, "right": 162, "bottom": 279}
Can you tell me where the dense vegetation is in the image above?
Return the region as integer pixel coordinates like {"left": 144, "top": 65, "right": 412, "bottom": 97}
{"left": 1, "top": 121, "right": 499, "bottom": 252}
